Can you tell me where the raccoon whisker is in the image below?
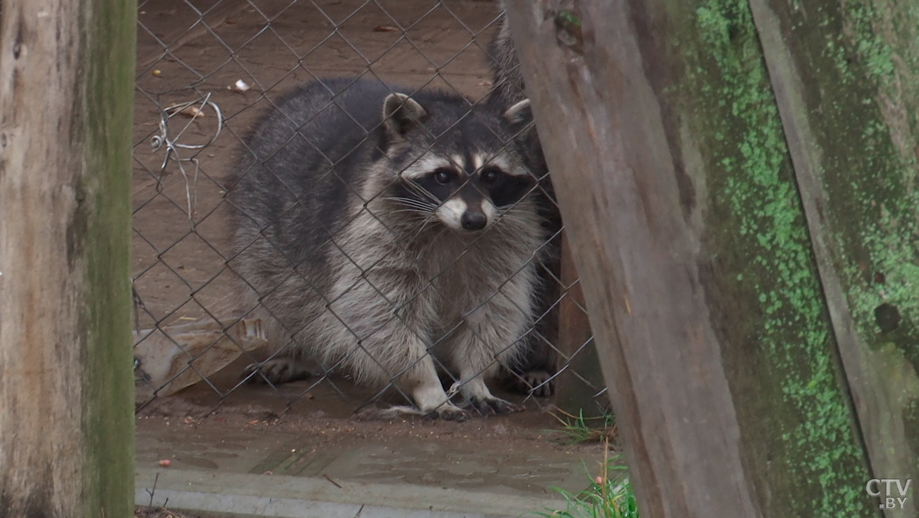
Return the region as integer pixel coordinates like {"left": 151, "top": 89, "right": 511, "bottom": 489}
{"left": 515, "top": 206, "right": 558, "bottom": 228}
{"left": 383, "top": 195, "right": 426, "bottom": 204}
{"left": 388, "top": 201, "right": 433, "bottom": 211}
{"left": 490, "top": 211, "right": 543, "bottom": 239}
{"left": 416, "top": 212, "right": 440, "bottom": 232}
{"left": 497, "top": 206, "right": 538, "bottom": 223}
{"left": 400, "top": 181, "right": 441, "bottom": 205}
{"left": 490, "top": 210, "right": 523, "bottom": 225}
{"left": 386, "top": 208, "right": 431, "bottom": 217}
{"left": 383, "top": 203, "right": 434, "bottom": 215}
{"left": 379, "top": 208, "right": 437, "bottom": 239}
{"left": 410, "top": 213, "right": 445, "bottom": 242}
{"left": 418, "top": 227, "right": 451, "bottom": 250}
{"left": 389, "top": 202, "right": 438, "bottom": 222}
{"left": 383, "top": 197, "right": 438, "bottom": 212}
{"left": 402, "top": 191, "right": 439, "bottom": 209}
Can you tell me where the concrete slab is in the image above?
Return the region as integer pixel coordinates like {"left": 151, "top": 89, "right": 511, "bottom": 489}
{"left": 136, "top": 468, "right": 567, "bottom": 518}
{"left": 135, "top": 410, "right": 606, "bottom": 517}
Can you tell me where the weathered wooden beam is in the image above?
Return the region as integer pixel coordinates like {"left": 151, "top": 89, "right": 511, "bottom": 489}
{"left": 505, "top": 0, "right": 876, "bottom": 516}
{"left": 748, "top": 1, "right": 919, "bottom": 516}
{"left": 0, "top": 0, "right": 136, "bottom": 517}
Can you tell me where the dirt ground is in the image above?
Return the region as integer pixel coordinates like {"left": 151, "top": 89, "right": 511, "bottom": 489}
{"left": 131, "top": 0, "right": 607, "bottom": 464}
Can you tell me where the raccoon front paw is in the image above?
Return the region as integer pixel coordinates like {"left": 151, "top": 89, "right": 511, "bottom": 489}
{"left": 468, "top": 396, "right": 523, "bottom": 416}
{"left": 242, "top": 358, "right": 312, "bottom": 385}
{"left": 424, "top": 403, "right": 471, "bottom": 422}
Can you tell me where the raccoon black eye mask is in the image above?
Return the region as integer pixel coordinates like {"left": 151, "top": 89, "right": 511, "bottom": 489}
{"left": 407, "top": 163, "right": 534, "bottom": 232}
{"left": 230, "top": 76, "right": 547, "bottom": 420}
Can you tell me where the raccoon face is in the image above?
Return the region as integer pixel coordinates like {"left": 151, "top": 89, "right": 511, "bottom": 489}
{"left": 379, "top": 94, "right": 537, "bottom": 233}
{"left": 400, "top": 155, "right": 535, "bottom": 232}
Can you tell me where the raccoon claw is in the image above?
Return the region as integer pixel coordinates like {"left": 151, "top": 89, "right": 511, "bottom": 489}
{"left": 521, "top": 370, "right": 554, "bottom": 398}
{"left": 468, "top": 396, "right": 523, "bottom": 416}
{"left": 242, "top": 362, "right": 274, "bottom": 384}
{"left": 501, "top": 367, "right": 555, "bottom": 397}
{"left": 242, "top": 359, "right": 312, "bottom": 385}
{"left": 424, "top": 404, "right": 471, "bottom": 422}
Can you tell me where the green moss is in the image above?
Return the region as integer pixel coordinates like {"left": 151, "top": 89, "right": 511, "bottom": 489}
{"left": 825, "top": 0, "right": 919, "bottom": 377}
{"left": 555, "top": 9, "right": 582, "bottom": 28}
{"left": 771, "top": 0, "right": 919, "bottom": 383}
{"left": 79, "top": 1, "right": 137, "bottom": 517}
{"left": 678, "top": 1, "right": 873, "bottom": 515}
{"left": 810, "top": 0, "right": 919, "bottom": 493}
{"left": 906, "top": 399, "right": 919, "bottom": 475}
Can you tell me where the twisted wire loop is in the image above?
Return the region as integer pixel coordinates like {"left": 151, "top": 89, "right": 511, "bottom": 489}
{"left": 149, "top": 93, "right": 224, "bottom": 230}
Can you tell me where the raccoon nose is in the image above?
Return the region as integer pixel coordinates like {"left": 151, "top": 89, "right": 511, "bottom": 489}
{"left": 461, "top": 210, "right": 488, "bottom": 231}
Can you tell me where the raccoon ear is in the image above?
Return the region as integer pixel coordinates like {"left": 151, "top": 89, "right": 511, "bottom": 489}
{"left": 382, "top": 93, "right": 427, "bottom": 138}
{"left": 503, "top": 99, "right": 534, "bottom": 135}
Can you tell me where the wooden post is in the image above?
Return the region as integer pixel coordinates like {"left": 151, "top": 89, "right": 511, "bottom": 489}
{"left": 0, "top": 1, "right": 136, "bottom": 517}
{"left": 747, "top": 1, "right": 919, "bottom": 516}
{"left": 506, "top": 1, "right": 878, "bottom": 516}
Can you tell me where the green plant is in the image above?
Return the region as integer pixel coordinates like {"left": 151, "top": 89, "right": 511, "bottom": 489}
{"left": 530, "top": 442, "right": 639, "bottom": 518}
{"left": 550, "top": 408, "right": 617, "bottom": 444}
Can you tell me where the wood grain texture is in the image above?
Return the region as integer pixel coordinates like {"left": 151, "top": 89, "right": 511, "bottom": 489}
{"left": 749, "top": 1, "right": 919, "bottom": 516}
{"left": 506, "top": 0, "right": 878, "bottom": 516}
{"left": 0, "top": 1, "right": 136, "bottom": 516}
{"left": 504, "top": 2, "right": 760, "bottom": 516}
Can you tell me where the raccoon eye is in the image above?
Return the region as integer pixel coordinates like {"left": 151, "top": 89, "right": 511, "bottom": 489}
{"left": 433, "top": 168, "right": 453, "bottom": 185}
{"left": 480, "top": 167, "right": 504, "bottom": 184}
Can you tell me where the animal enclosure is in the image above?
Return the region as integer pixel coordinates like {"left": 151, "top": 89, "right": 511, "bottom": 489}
{"left": 132, "top": 0, "right": 606, "bottom": 454}
{"left": 4, "top": 0, "right": 918, "bottom": 516}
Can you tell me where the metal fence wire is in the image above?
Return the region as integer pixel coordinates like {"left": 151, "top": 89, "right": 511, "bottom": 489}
{"left": 131, "top": 0, "right": 607, "bottom": 420}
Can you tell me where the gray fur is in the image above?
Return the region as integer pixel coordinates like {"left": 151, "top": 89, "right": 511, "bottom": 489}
{"left": 229, "top": 77, "right": 545, "bottom": 419}
{"left": 487, "top": 7, "right": 561, "bottom": 396}
{"left": 487, "top": 11, "right": 526, "bottom": 110}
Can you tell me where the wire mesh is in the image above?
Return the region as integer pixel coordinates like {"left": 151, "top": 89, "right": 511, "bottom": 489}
{"left": 131, "top": 0, "right": 608, "bottom": 421}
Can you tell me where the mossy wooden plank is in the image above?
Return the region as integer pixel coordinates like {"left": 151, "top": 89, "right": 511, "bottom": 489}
{"left": 81, "top": 0, "right": 138, "bottom": 516}
{"left": 680, "top": 1, "right": 876, "bottom": 514}
{"left": 749, "top": 0, "right": 919, "bottom": 516}
{"left": 0, "top": 1, "right": 136, "bottom": 517}
{"left": 506, "top": 0, "right": 875, "bottom": 516}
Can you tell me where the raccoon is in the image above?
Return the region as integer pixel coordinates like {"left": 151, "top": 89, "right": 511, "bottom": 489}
{"left": 487, "top": 7, "right": 561, "bottom": 397}
{"left": 487, "top": 9, "right": 528, "bottom": 115}
{"left": 229, "top": 77, "right": 545, "bottom": 420}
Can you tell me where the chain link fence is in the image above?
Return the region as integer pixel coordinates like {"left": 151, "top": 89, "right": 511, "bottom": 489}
{"left": 131, "top": 0, "right": 607, "bottom": 421}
